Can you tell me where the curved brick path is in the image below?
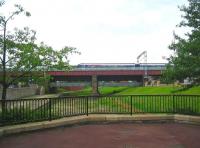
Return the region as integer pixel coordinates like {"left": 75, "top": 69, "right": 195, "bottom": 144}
{"left": 0, "top": 123, "right": 200, "bottom": 148}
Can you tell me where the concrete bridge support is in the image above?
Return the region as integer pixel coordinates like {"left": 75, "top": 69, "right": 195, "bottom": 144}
{"left": 92, "top": 75, "right": 99, "bottom": 96}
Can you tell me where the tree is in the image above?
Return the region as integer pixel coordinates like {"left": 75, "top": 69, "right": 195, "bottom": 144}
{"left": 0, "top": 2, "right": 79, "bottom": 100}
{"left": 164, "top": 0, "right": 200, "bottom": 85}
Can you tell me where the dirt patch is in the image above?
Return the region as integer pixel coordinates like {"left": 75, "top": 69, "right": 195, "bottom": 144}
{"left": 0, "top": 123, "right": 200, "bottom": 148}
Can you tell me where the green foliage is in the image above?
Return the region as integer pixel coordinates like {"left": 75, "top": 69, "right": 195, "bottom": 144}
{"left": 163, "top": 0, "right": 200, "bottom": 85}
{"left": 0, "top": 106, "right": 50, "bottom": 125}
{"left": 161, "top": 65, "right": 177, "bottom": 84}
{"left": 0, "top": 2, "right": 79, "bottom": 99}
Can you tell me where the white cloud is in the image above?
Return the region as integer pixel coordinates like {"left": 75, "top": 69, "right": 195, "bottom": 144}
{"left": 1, "top": 0, "right": 188, "bottom": 64}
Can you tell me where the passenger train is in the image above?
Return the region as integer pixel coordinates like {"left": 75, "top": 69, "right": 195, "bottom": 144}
{"left": 75, "top": 63, "right": 166, "bottom": 71}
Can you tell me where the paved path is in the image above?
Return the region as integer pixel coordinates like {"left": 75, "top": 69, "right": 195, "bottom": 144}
{"left": 0, "top": 123, "right": 200, "bottom": 148}
{"left": 24, "top": 94, "right": 59, "bottom": 99}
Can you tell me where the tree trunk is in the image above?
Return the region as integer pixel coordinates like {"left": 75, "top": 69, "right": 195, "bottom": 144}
{"left": 1, "top": 84, "right": 7, "bottom": 100}
{"left": 1, "top": 85, "right": 7, "bottom": 117}
{"left": 1, "top": 21, "right": 7, "bottom": 117}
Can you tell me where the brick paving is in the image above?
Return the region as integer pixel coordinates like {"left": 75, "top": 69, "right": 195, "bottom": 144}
{"left": 0, "top": 123, "right": 200, "bottom": 148}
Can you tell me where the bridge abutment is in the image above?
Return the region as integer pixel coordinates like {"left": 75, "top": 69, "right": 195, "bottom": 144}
{"left": 92, "top": 75, "right": 99, "bottom": 96}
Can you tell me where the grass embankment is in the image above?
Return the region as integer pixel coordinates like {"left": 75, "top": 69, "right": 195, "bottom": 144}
{"left": 61, "top": 86, "right": 130, "bottom": 96}
{"left": 115, "top": 86, "right": 200, "bottom": 95}
{"left": 62, "top": 86, "right": 200, "bottom": 96}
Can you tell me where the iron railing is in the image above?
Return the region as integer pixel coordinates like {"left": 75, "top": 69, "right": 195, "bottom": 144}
{"left": 0, "top": 95, "right": 200, "bottom": 126}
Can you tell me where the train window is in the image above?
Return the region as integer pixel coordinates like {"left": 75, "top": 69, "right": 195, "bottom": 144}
{"left": 135, "top": 64, "right": 140, "bottom": 67}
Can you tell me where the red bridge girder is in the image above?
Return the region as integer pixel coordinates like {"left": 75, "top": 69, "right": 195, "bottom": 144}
{"left": 47, "top": 70, "right": 162, "bottom": 76}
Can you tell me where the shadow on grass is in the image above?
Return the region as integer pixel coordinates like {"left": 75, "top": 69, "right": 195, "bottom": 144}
{"left": 171, "top": 85, "right": 193, "bottom": 94}
{"left": 100, "top": 87, "right": 130, "bottom": 96}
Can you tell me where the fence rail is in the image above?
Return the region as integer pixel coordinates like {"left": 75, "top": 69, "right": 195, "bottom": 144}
{"left": 0, "top": 95, "right": 200, "bottom": 126}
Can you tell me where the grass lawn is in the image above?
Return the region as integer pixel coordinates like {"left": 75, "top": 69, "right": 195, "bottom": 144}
{"left": 115, "top": 86, "right": 200, "bottom": 95}
{"left": 61, "top": 86, "right": 200, "bottom": 96}
{"left": 114, "top": 86, "right": 175, "bottom": 95}
{"left": 62, "top": 87, "right": 93, "bottom": 96}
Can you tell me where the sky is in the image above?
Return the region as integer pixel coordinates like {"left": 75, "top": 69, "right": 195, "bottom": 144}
{"left": 1, "top": 0, "right": 188, "bottom": 65}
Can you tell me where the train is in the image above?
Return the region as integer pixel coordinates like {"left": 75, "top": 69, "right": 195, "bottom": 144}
{"left": 75, "top": 63, "right": 166, "bottom": 71}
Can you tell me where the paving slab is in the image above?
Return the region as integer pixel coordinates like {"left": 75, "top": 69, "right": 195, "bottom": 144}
{"left": 0, "top": 122, "right": 200, "bottom": 148}
{"left": 0, "top": 114, "right": 200, "bottom": 137}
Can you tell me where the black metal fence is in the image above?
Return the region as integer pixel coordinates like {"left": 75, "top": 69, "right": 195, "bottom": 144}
{"left": 0, "top": 95, "right": 200, "bottom": 126}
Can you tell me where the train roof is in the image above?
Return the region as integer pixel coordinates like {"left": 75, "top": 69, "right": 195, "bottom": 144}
{"left": 78, "top": 63, "right": 167, "bottom": 66}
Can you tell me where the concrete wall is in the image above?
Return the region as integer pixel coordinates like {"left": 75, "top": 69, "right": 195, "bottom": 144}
{"left": 0, "top": 86, "right": 39, "bottom": 100}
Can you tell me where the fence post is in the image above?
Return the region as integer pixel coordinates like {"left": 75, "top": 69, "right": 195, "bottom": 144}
{"left": 172, "top": 94, "right": 175, "bottom": 113}
{"left": 131, "top": 96, "right": 133, "bottom": 115}
{"left": 49, "top": 98, "right": 52, "bottom": 121}
{"left": 86, "top": 97, "right": 89, "bottom": 116}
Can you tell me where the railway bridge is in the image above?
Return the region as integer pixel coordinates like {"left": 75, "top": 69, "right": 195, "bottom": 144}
{"left": 48, "top": 63, "right": 166, "bottom": 95}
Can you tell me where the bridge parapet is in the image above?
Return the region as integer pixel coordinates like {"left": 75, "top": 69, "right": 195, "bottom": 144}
{"left": 48, "top": 70, "right": 162, "bottom": 76}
